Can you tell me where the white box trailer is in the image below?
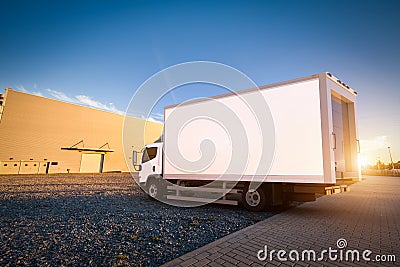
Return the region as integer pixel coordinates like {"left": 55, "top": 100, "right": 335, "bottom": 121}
{"left": 134, "top": 72, "right": 360, "bottom": 211}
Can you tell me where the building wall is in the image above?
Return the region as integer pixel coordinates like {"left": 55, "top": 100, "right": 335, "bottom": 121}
{"left": 0, "top": 88, "right": 163, "bottom": 174}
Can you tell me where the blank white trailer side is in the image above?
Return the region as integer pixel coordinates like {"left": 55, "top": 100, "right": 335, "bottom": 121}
{"left": 164, "top": 72, "right": 360, "bottom": 182}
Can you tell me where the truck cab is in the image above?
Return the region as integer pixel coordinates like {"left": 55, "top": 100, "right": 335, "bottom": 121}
{"left": 134, "top": 142, "right": 164, "bottom": 199}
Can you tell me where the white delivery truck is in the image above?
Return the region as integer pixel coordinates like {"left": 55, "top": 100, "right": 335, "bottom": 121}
{"left": 133, "top": 72, "right": 360, "bottom": 211}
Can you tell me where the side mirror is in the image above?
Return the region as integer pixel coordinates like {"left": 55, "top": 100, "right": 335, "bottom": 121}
{"left": 133, "top": 150, "right": 138, "bottom": 166}
{"left": 132, "top": 150, "right": 142, "bottom": 171}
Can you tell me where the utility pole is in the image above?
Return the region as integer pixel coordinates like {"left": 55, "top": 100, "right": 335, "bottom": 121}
{"left": 388, "top": 146, "right": 394, "bottom": 170}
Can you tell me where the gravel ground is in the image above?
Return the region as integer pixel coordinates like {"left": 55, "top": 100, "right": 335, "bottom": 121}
{"left": 0, "top": 173, "right": 282, "bottom": 266}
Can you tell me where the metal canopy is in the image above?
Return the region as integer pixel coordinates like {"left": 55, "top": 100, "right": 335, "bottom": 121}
{"left": 61, "top": 140, "right": 114, "bottom": 153}
{"left": 61, "top": 147, "right": 114, "bottom": 153}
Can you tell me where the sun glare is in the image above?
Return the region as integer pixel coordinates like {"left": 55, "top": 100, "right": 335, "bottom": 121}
{"left": 359, "top": 154, "right": 369, "bottom": 167}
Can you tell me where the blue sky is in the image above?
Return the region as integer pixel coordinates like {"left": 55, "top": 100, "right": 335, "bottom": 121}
{"left": 1, "top": 0, "right": 399, "bottom": 164}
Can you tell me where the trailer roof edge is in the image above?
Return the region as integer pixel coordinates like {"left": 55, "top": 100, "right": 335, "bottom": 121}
{"left": 164, "top": 72, "right": 355, "bottom": 110}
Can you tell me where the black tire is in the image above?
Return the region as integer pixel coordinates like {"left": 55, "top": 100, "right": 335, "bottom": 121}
{"left": 146, "top": 176, "right": 165, "bottom": 200}
{"left": 241, "top": 183, "right": 268, "bottom": 211}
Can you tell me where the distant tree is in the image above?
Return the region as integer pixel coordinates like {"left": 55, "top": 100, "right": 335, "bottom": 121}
{"left": 395, "top": 161, "right": 400, "bottom": 169}
{"left": 375, "top": 160, "right": 386, "bottom": 170}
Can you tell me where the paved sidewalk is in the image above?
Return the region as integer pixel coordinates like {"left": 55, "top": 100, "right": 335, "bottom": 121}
{"left": 162, "top": 176, "right": 399, "bottom": 266}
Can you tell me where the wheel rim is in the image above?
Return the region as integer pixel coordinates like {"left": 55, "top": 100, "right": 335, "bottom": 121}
{"left": 246, "top": 190, "right": 261, "bottom": 207}
{"left": 148, "top": 183, "right": 158, "bottom": 198}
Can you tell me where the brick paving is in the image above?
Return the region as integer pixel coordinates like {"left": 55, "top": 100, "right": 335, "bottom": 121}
{"left": 162, "top": 176, "right": 400, "bottom": 266}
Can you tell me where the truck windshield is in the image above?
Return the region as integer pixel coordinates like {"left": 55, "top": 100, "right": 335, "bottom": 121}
{"left": 142, "top": 147, "right": 157, "bottom": 163}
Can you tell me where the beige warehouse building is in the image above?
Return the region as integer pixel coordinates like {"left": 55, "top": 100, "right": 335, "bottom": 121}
{"left": 0, "top": 88, "right": 163, "bottom": 174}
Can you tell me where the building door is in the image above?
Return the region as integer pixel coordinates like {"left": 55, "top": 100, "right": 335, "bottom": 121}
{"left": 99, "top": 154, "right": 105, "bottom": 173}
{"left": 80, "top": 153, "right": 103, "bottom": 173}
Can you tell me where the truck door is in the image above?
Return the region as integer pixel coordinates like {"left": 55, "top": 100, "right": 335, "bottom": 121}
{"left": 332, "top": 97, "right": 345, "bottom": 177}
{"left": 140, "top": 146, "right": 160, "bottom": 183}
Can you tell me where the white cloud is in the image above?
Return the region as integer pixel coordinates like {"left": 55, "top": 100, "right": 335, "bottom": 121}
{"left": 46, "top": 89, "right": 75, "bottom": 102}
{"left": 125, "top": 111, "right": 164, "bottom": 123}
{"left": 151, "top": 112, "right": 164, "bottom": 120}
{"left": 32, "top": 91, "right": 44, "bottom": 97}
{"left": 14, "top": 85, "right": 125, "bottom": 115}
{"left": 146, "top": 116, "right": 163, "bottom": 123}
{"left": 44, "top": 89, "right": 124, "bottom": 114}
{"left": 15, "top": 85, "right": 43, "bottom": 96}
{"left": 15, "top": 85, "right": 27, "bottom": 92}
{"left": 75, "top": 95, "right": 123, "bottom": 114}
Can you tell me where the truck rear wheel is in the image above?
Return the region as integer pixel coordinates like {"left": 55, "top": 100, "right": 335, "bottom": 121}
{"left": 242, "top": 184, "right": 268, "bottom": 211}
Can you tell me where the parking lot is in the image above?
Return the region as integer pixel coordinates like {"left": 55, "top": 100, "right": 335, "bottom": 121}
{"left": 164, "top": 176, "right": 400, "bottom": 266}
{"left": 0, "top": 173, "right": 279, "bottom": 266}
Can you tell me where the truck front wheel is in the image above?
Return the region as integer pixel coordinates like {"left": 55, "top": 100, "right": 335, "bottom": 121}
{"left": 242, "top": 184, "right": 268, "bottom": 211}
{"left": 146, "top": 176, "right": 165, "bottom": 200}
